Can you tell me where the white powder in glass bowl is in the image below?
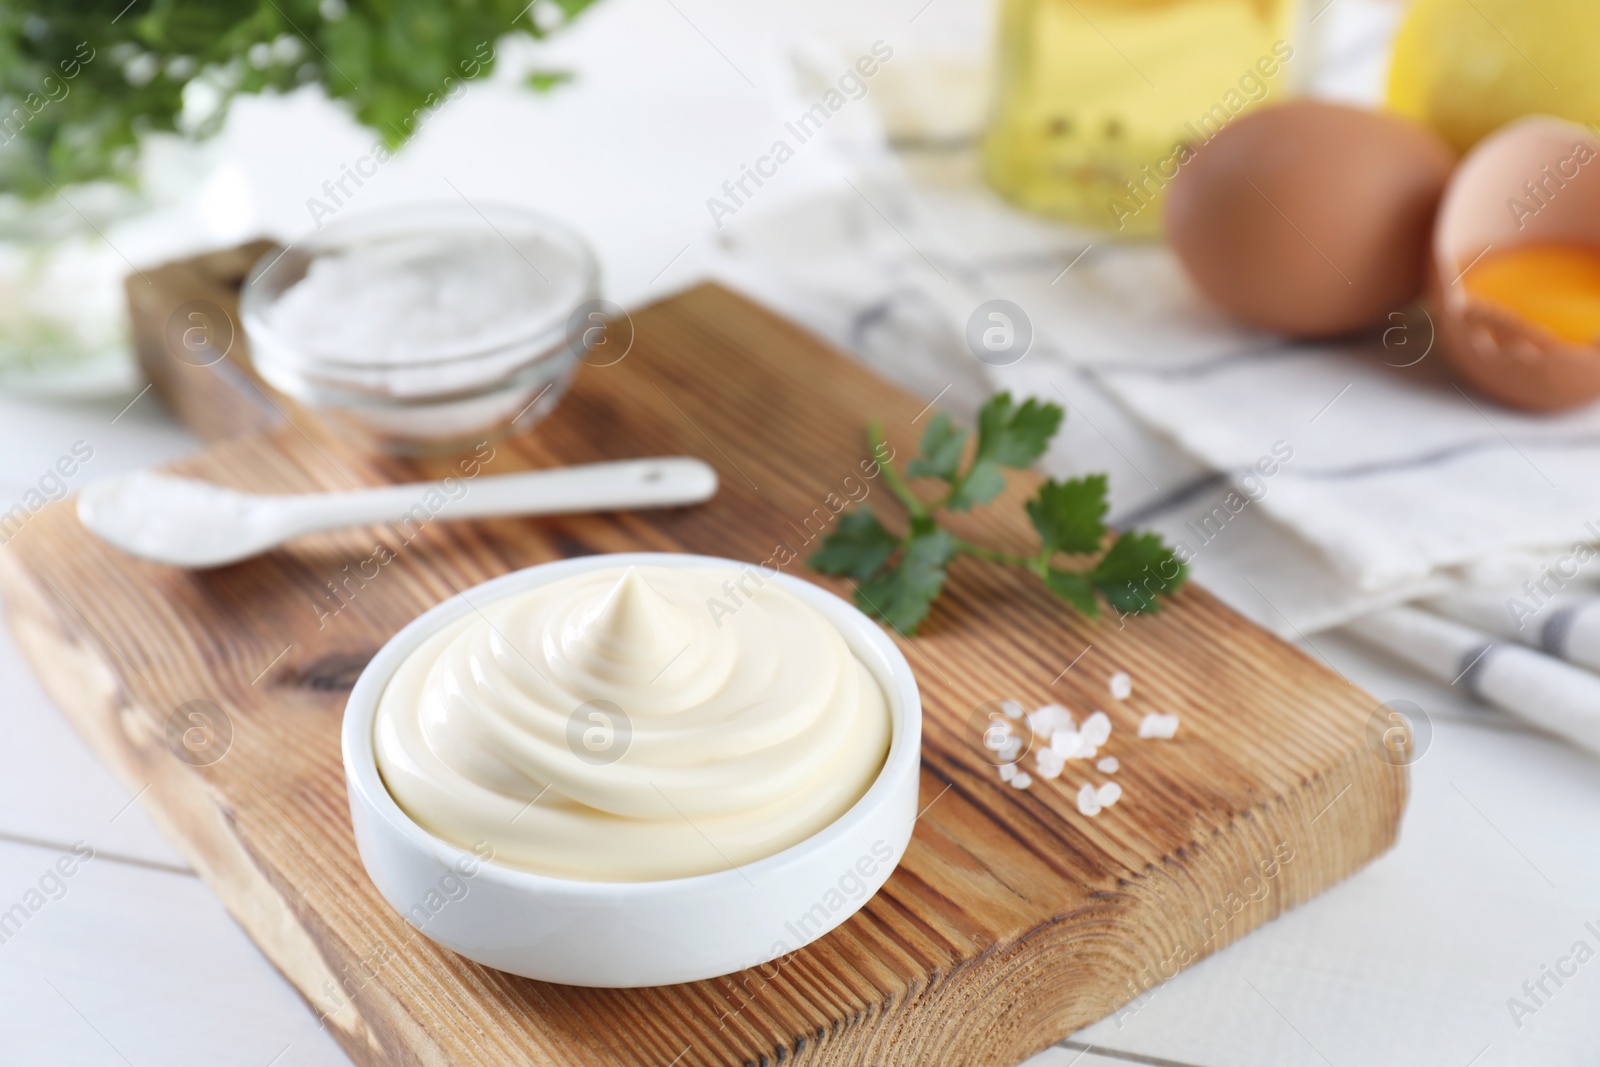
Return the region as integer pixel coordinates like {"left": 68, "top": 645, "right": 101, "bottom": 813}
{"left": 241, "top": 203, "right": 600, "bottom": 452}
{"left": 265, "top": 232, "right": 584, "bottom": 368}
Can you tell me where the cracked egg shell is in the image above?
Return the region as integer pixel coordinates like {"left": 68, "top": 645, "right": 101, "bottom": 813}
{"left": 1165, "top": 101, "right": 1456, "bottom": 339}
{"left": 1433, "top": 117, "right": 1600, "bottom": 412}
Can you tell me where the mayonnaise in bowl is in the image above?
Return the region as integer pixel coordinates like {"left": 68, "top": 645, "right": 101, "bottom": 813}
{"left": 373, "top": 563, "right": 893, "bottom": 881}
{"left": 345, "top": 553, "right": 921, "bottom": 985}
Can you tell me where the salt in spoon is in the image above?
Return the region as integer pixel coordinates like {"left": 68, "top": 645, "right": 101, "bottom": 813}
{"left": 76, "top": 457, "right": 718, "bottom": 568}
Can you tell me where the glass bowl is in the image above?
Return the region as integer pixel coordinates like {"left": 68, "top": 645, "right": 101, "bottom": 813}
{"left": 241, "top": 201, "right": 600, "bottom": 455}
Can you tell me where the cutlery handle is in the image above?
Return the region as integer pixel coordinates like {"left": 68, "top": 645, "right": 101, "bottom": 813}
{"left": 283, "top": 458, "right": 719, "bottom": 532}
{"left": 1345, "top": 606, "right": 1600, "bottom": 758}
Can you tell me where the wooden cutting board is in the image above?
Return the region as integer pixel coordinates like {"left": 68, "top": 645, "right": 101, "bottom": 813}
{"left": 0, "top": 268, "right": 1405, "bottom": 1067}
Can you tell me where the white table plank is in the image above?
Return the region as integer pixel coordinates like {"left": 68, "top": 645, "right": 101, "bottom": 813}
{"left": 0, "top": 392, "right": 195, "bottom": 491}
{"left": 0, "top": 390, "right": 199, "bottom": 870}
{"left": 1024, "top": 1047, "right": 1184, "bottom": 1067}
{"left": 0, "top": 611, "right": 187, "bottom": 870}
{"left": 0, "top": 836, "right": 348, "bottom": 1066}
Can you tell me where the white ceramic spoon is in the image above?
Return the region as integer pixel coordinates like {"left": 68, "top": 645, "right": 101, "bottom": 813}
{"left": 76, "top": 457, "right": 718, "bottom": 568}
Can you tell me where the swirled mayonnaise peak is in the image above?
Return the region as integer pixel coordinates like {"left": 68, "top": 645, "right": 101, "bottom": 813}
{"left": 374, "top": 564, "right": 891, "bottom": 881}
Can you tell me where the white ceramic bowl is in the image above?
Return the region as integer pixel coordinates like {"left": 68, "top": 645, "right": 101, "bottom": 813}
{"left": 341, "top": 552, "right": 922, "bottom": 987}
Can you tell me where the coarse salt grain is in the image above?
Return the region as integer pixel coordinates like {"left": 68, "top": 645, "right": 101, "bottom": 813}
{"left": 999, "top": 699, "right": 1024, "bottom": 720}
{"left": 1051, "top": 730, "right": 1095, "bottom": 759}
{"left": 999, "top": 736, "right": 1022, "bottom": 762}
{"left": 1076, "top": 783, "right": 1102, "bottom": 816}
{"left": 1097, "top": 781, "right": 1123, "bottom": 808}
{"left": 1034, "top": 747, "right": 1065, "bottom": 780}
{"left": 998, "top": 762, "right": 1017, "bottom": 781}
{"left": 1011, "top": 772, "right": 1033, "bottom": 789}
{"left": 1080, "top": 710, "right": 1112, "bottom": 747}
{"left": 1027, "top": 703, "right": 1075, "bottom": 739}
{"left": 1139, "top": 713, "right": 1180, "bottom": 739}
{"left": 1109, "top": 671, "right": 1132, "bottom": 700}
{"left": 1097, "top": 756, "right": 1119, "bottom": 773}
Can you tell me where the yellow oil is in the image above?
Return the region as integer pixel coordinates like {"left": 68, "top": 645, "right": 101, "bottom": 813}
{"left": 982, "top": 0, "right": 1299, "bottom": 237}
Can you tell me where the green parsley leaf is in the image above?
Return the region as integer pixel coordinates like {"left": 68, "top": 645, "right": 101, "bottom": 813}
{"left": 525, "top": 70, "right": 575, "bottom": 91}
{"left": 906, "top": 413, "right": 967, "bottom": 483}
{"left": 1090, "top": 531, "right": 1187, "bottom": 615}
{"left": 946, "top": 393, "right": 1064, "bottom": 511}
{"left": 1044, "top": 568, "right": 1099, "bottom": 616}
{"left": 854, "top": 527, "right": 956, "bottom": 635}
{"left": 808, "top": 509, "right": 900, "bottom": 581}
{"left": 1027, "top": 475, "right": 1109, "bottom": 556}
{"left": 975, "top": 393, "right": 1063, "bottom": 468}
{"left": 946, "top": 461, "right": 1007, "bottom": 511}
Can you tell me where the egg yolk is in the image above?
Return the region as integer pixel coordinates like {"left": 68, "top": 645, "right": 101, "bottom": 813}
{"left": 1462, "top": 243, "right": 1600, "bottom": 345}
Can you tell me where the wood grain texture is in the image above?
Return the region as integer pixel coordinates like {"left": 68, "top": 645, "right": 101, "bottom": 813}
{"left": 124, "top": 239, "right": 288, "bottom": 443}
{"left": 0, "top": 277, "right": 1405, "bottom": 1067}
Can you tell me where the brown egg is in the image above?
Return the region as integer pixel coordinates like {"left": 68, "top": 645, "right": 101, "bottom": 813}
{"left": 1430, "top": 117, "right": 1600, "bottom": 412}
{"left": 1165, "top": 101, "right": 1456, "bottom": 338}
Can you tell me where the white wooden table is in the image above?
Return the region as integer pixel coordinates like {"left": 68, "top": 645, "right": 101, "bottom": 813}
{"left": 3, "top": 1, "right": 1598, "bottom": 1063}
{"left": 5, "top": 394, "right": 1597, "bottom": 1067}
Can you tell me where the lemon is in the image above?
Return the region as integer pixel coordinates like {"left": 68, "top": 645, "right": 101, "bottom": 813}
{"left": 1387, "top": 0, "right": 1600, "bottom": 153}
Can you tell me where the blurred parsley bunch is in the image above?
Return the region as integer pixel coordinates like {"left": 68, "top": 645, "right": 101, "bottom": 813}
{"left": 0, "top": 0, "right": 599, "bottom": 197}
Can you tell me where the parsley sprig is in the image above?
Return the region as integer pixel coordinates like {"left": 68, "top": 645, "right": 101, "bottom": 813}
{"left": 809, "top": 392, "right": 1187, "bottom": 634}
